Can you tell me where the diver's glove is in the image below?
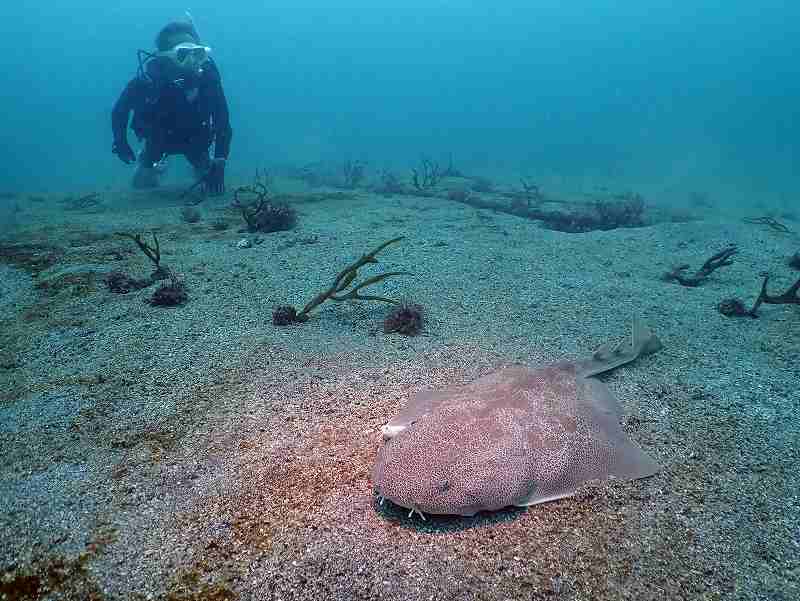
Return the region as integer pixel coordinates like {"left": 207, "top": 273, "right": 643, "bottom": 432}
{"left": 112, "top": 140, "right": 136, "bottom": 164}
{"left": 203, "top": 158, "right": 226, "bottom": 195}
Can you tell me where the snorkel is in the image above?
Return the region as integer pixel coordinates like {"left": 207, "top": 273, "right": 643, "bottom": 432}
{"left": 184, "top": 10, "right": 201, "bottom": 43}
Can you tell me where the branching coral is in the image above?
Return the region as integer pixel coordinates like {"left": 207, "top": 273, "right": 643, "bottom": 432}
{"left": 116, "top": 231, "right": 169, "bottom": 279}
{"left": 411, "top": 158, "right": 441, "bottom": 192}
{"left": 273, "top": 237, "right": 410, "bottom": 325}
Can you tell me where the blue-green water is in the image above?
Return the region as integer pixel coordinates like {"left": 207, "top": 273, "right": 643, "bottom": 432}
{"left": 1, "top": 4, "right": 798, "bottom": 599}
{"left": 0, "top": 1, "right": 798, "bottom": 205}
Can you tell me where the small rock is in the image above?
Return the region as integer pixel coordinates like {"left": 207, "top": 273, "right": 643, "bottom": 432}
{"left": 236, "top": 238, "right": 252, "bottom": 249}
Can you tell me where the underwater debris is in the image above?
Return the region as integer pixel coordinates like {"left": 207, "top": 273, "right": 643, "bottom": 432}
{"left": 383, "top": 301, "right": 425, "bottom": 336}
{"left": 742, "top": 215, "right": 791, "bottom": 234}
{"left": 663, "top": 245, "right": 737, "bottom": 287}
{"left": 116, "top": 231, "right": 169, "bottom": 280}
{"left": 149, "top": 273, "right": 188, "bottom": 307}
{"left": 233, "top": 172, "right": 297, "bottom": 233}
{"left": 273, "top": 237, "right": 410, "bottom": 325}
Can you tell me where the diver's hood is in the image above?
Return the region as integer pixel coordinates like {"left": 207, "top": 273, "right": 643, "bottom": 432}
{"left": 145, "top": 54, "right": 204, "bottom": 87}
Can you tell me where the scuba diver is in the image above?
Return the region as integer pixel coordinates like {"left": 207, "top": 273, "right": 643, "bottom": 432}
{"left": 111, "top": 17, "right": 232, "bottom": 195}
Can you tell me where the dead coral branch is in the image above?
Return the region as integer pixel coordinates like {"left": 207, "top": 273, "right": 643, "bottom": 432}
{"left": 746, "top": 273, "right": 800, "bottom": 317}
{"left": 663, "top": 245, "right": 737, "bottom": 287}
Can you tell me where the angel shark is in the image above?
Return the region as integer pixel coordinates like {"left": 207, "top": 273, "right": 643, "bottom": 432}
{"left": 373, "top": 320, "right": 662, "bottom": 519}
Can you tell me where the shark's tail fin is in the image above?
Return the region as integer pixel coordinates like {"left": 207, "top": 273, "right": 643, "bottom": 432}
{"left": 577, "top": 318, "right": 663, "bottom": 378}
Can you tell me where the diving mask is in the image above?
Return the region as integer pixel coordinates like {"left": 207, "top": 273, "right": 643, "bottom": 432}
{"left": 160, "top": 42, "right": 211, "bottom": 70}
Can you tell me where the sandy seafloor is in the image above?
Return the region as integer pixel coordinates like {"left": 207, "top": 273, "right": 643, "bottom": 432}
{"left": 0, "top": 175, "right": 798, "bottom": 601}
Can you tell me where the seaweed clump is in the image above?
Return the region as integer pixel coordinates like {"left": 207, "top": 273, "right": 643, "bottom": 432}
{"left": 149, "top": 274, "right": 188, "bottom": 307}
{"left": 273, "top": 237, "right": 410, "bottom": 325}
{"left": 233, "top": 171, "right": 297, "bottom": 233}
{"left": 717, "top": 297, "right": 750, "bottom": 317}
{"left": 272, "top": 304, "right": 298, "bottom": 326}
{"left": 537, "top": 195, "right": 645, "bottom": 233}
{"left": 384, "top": 301, "right": 425, "bottom": 336}
{"left": 0, "top": 555, "right": 105, "bottom": 601}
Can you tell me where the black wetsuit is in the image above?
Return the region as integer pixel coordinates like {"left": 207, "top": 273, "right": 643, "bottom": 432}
{"left": 111, "top": 56, "right": 232, "bottom": 170}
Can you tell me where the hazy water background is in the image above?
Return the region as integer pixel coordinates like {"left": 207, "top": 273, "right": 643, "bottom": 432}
{"left": 0, "top": 1, "right": 797, "bottom": 208}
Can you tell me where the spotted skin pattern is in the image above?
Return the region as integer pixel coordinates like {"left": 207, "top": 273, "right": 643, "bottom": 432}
{"left": 373, "top": 321, "right": 661, "bottom": 517}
